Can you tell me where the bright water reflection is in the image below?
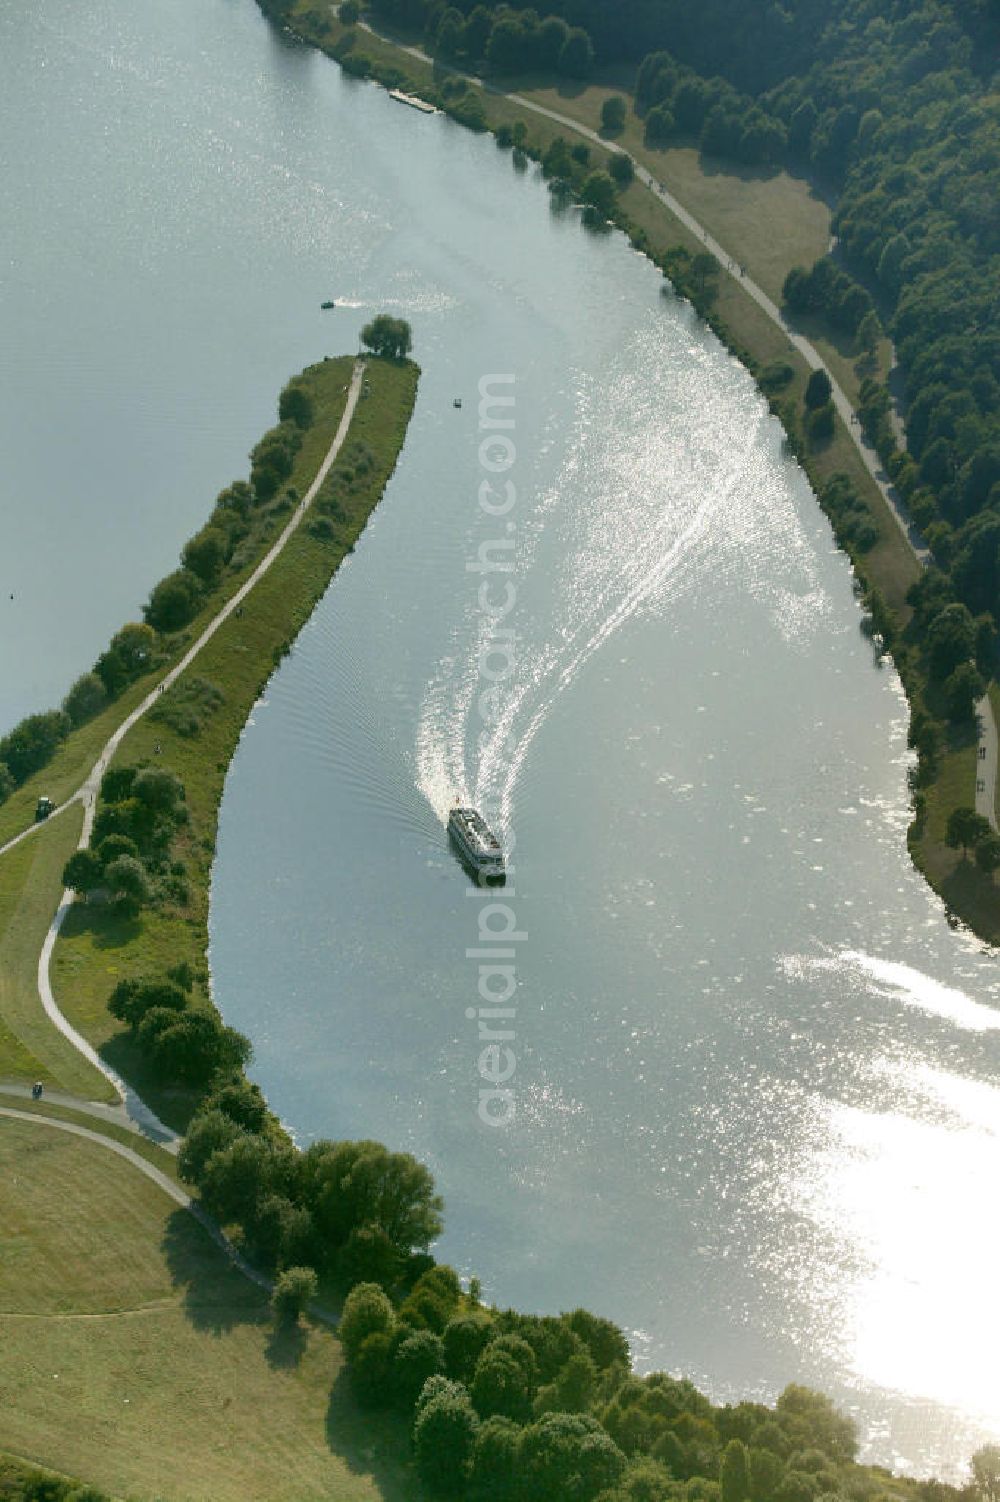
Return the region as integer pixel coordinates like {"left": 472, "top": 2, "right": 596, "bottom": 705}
{"left": 5, "top": 0, "right": 1000, "bottom": 1478}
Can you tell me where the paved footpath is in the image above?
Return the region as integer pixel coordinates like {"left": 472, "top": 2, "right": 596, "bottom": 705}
{"left": 0, "top": 363, "right": 365, "bottom": 1141}
{"left": 976, "top": 694, "right": 998, "bottom": 833}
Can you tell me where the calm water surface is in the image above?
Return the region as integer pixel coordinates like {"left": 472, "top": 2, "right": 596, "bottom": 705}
{"left": 5, "top": 0, "right": 1000, "bottom": 1477}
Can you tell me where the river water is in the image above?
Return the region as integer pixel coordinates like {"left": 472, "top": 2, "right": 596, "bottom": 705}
{"left": 5, "top": 0, "right": 1000, "bottom": 1478}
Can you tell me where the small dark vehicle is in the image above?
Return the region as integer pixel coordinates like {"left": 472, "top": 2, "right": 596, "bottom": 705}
{"left": 35, "top": 796, "right": 54, "bottom": 822}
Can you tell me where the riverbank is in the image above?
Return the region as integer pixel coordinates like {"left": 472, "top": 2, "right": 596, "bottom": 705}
{"left": 267, "top": 0, "right": 999, "bottom": 945}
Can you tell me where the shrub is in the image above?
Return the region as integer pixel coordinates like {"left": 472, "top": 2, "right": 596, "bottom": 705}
{"left": 341, "top": 1282, "right": 397, "bottom": 1361}
{"left": 144, "top": 569, "right": 203, "bottom": 632}
{"left": 103, "top": 854, "right": 152, "bottom": 911}
{"left": 62, "top": 850, "right": 103, "bottom": 895}
{"left": 272, "top": 1265, "right": 318, "bottom": 1322}
{"left": 601, "top": 96, "right": 627, "bottom": 135}
{"left": 413, "top": 1388, "right": 480, "bottom": 1495}
{"left": 62, "top": 672, "right": 108, "bottom": 727}
{"left": 804, "top": 369, "right": 833, "bottom": 409}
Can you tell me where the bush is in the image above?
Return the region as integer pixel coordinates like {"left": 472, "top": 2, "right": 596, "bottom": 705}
{"left": 361, "top": 315, "right": 412, "bottom": 360}
{"left": 804, "top": 369, "right": 832, "bottom": 409}
{"left": 806, "top": 403, "right": 835, "bottom": 442}
{"left": 413, "top": 1388, "right": 480, "bottom": 1494}
{"left": 178, "top": 1109, "right": 242, "bottom": 1184}
{"left": 601, "top": 96, "right": 627, "bottom": 135}
{"left": 62, "top": 672, "right": 108, "bottom": 727}
{"left": 609, "top": 152, "right": 635, "bottom": 188}
{"left": 62, "top": 850, "right": 103, "bottom": 895}
{"left": 108, "top": 977, "right": 187, "bottom": 1030}
{"left": 341, "top": 1282, "right": 397, "bottom": 1361}
{"left": 144, "top": 569, "right": 203, "bottom": 632}
{"left": 272, "top": 1265, "right": 318, "bottom": 1322}
{"left": 103, "top": 854, "right": 152, "bottom": 911}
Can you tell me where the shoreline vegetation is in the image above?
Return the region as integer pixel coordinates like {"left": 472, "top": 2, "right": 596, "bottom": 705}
{"left": 255, "top": 0, "right": 1000, "bottom": 946}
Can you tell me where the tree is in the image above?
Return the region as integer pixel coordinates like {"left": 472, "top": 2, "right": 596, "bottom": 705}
{"left": 972, "top": 1446, "right": 1000, "bottom": 1502}
{"left": 975, "top": 832, "right": 1000, "bottom": 877}
{"left": 557, "top": 28, "right": 594, "bottom": 78}
{"left": 141, "top": 1007, "right": 251, "bottom": 1085}
{"left": 0, "top": 710, "right": 71, "bottom": 786}
{"left": 103, "top": 854, "right": 152, "bottom": 912}
{"left": 360, "top": 315, "right": 412, "bottom": 360}
{"left": 927, "top": 604, "right": 977, "bottom": 680}
{"left": 96, "top": 833, "right": 139, "bottom": 868}
{"left": 644, "top": 105, "right": 675, "bottom": 145}
{"left": 471, "top": 1347, "right": 533, "bottom": 1423}
{"left": 462, "top": 6, "right": 492, "bottom": 60}
{"left": 272, "top": 1265, "right": 318, "bottom": 1322}
{"left": 62, "top": 849, "right": 103, "bottom": 896}
{"left": 518, "top": 1412, "right": 626, "bottom": 1501}
{"left": 144, "top": 569, "right": 203, "bottom": 632}
{"left": 534, "top": 1350, "right": 597, "bottom": 1415}
{"left": 444, "top": 1313, "right": 494, "bottom": 1382}
{"left": 63, "top": 672, "right": 107, "bottom": 727}
{"left": 601, "top": 97, "right": 627, "bottom": 136}
{"left": 178, "top": 1109, "right": 242, "bottom": 1184}
{"left": 804, "top": 369, "right": 832, "bottom": 409}
{"left": 413, "top": 1388, "right": 480, "bottom": 1494}
{"left": 944, "top": 660, "right": 984, "bottom": 722}
{"left": 278, "top": 379, "right": 314, "bottom": 429}
{"left": 339, "top": 0, "right": 360, "bottom": 20}
{"left": 435, "top": 7, "right": 465, "bottom": 60}
{"left": 0, "top": 763, "right": 13, "bottom": 805}
{"left": 203, "top": 1074, "right": 270, "bottom": 1133}
{"left": 563, "top": 1308, "right": 630, "bottom": 1370}
{"left": 609, "top": 152, "right": 635, "bottom": 188}
{"left": 197, "top": 1132, "right": 292, "bottom": 1223}
{"left": 946, "top": 806, "right": 992, "bottom": 859}
{"left": 392, "top": 1329, "right": 446, "bottom": 1409}
{"left": 856, "top": 310, "right": 881, "bottom": 358}
{"left": 341, "top": 1281, "right": 397, "bottom": 1360}
{"left": 721, "top": 1439, "right": 751, "bottom": 1502}
{"left": 133, "top": 766, "right": 184, "bottom": 813}
{"left": 109, "top": 977, "right": 187, "bottom": 1030}
{"left": 181, "top": 526, "right": 228, "bottom": 584}
{"left": 301, "top": 1138, "right": 443, "bottom": 1258}
{"left": 580, "top": 171, "right": 617, "bottom": 219}
{"left": 806, "top": 402, "right": 835, "bottom": 442}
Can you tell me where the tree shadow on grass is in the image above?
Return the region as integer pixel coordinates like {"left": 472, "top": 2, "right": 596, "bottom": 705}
{"left": 60, "top": 900, "right": 142, "bottom": 952}
{"left": 99, "top": 1031, "right": 200, "bottom": 1134}
{"left": 161, "top": 1207, "right": 270, "bottom": 1336}
{"left": 265, "top": 1316, "right": 308, "bottom": 1370}
{"left": 939, "top": 859, "right": 1000, "bottom": 946}
{"left": 325, "top": 1367, "right": 415, "bottom": 1502}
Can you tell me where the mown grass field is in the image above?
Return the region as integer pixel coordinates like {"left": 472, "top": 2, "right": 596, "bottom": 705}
{"left": 0, "top": 1118, "right": 411, "bottom": 1502}
{"left": 50, "top": 355, "right": 419, "bottom": 1129}
{"left": 911, "top": 723, "right": 1000, "bottom": 944}
{"left": 0, "top": 806, "right": 114, "bottom": 1096}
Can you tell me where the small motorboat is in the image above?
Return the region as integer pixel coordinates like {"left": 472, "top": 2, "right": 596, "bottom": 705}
{"left": 453, "top": 397, "right": 462, "bottom": 409}
{"left": 320, "top": 300, "right": 336, "bottom": 310}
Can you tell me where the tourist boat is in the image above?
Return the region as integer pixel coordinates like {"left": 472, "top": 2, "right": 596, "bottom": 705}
{"left": 448, "top": 805, "right": 505, "bottom": 884}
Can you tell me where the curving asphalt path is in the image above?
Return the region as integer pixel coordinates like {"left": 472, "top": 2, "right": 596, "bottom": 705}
{"left": 976, "top": 694, "right": 999, "bottom": 833}
{"left": 0, "top": 362, "right": 365, "bottom": 1141}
